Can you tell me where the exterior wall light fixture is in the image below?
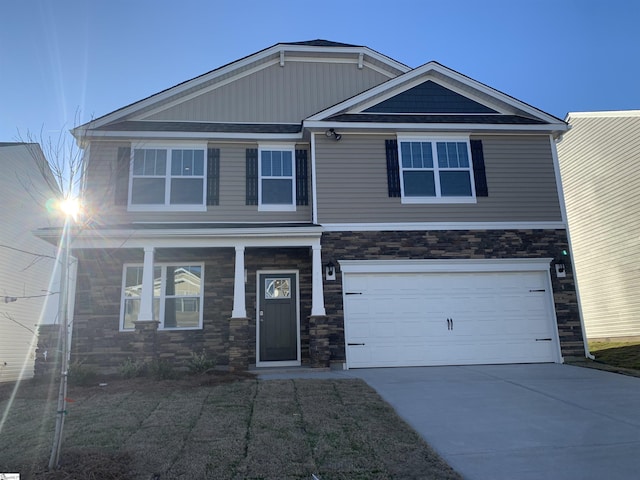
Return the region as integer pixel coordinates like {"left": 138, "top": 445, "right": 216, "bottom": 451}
{"left": 325, "top": 128, "right": 342, "bottom": 141}
{"left": 325, "top": 261, "right": 336, "bottom": 281}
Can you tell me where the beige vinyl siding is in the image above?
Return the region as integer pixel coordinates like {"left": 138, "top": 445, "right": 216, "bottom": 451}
{"left": 85, "top": 141, "right": 311, "bottom": 224}
{"left": 0, "top": 145, "right": 60, "bottom": 382}
{"left": 557, "top": 113, "right": 640, "bottom": 339}
{"left": 144, "top": 61, "right": 392, "bottom": 124}
{"left": 315, "top": 134, "right": 562, "bottom": 223}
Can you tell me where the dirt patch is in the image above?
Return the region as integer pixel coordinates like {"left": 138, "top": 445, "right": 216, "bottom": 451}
{"left": 30, "top": 450, "right": 134, "bottom": 480}
{"left": 1, "top": 375, "right": 461, "bottom": 479}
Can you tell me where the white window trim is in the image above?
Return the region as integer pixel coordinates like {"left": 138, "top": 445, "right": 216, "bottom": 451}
{"left": 258, "top": 144, "right": 296, "bottom": 212}
{"left": 397, "top": 135, "right": 477, "bottom": 204}
{"left": 119, "top": 262, "right": 205, "bottom": 332}
{"left": 128, "top": 142, "right": 207, "bottom": 212}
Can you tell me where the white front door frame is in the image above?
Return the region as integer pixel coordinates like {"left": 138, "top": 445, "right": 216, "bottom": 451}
{"left": 256, "top": 269, "right": 301, "bottom": 367}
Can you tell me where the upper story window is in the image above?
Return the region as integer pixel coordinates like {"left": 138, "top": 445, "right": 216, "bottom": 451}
{"left": 398, "top": 136, "right": 476, "bottom": 203}
{"left": 129, "top": 143, "right": 206, "bottom": 211}
{"left": 258, "top": 145, "right": 296, "bottom": 211}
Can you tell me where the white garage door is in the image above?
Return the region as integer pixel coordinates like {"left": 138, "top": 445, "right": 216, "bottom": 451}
{"left": 343, "top": 261, "right": 560, "bottom": 368}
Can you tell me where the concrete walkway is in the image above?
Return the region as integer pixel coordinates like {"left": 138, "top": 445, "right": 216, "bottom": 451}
{"left": 259, "top": 364, "right": 640, "bottom": 480}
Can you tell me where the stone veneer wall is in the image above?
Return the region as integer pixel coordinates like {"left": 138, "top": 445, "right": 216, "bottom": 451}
{"left": 320, "top": 229, "right": 585, "bottom": 363}
{"left": 70, "top": 247, "right": 312, "bottom": 373}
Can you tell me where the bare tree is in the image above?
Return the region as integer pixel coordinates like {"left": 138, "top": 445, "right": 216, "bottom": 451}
{"left": 16, "top": 117, "right": 85, "bottom": 470}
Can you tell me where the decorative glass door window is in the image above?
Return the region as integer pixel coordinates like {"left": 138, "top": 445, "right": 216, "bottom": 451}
{"left": 265, "top": 278, "right": 291, "bottom": 299}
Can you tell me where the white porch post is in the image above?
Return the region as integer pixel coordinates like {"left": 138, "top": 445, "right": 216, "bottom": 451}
{"left": 311, "top": 244, "right": 326, "bottom": 316}
{"left": 138, "top": 246, "right": 155, "bottom": 322}
{"left": 231, "top": 245, "right": 247, "bottom": 318}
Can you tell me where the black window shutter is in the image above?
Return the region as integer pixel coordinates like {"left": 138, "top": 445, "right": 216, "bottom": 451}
{"left": 385, "top": 139, "right": 401, "bottom": 197}
{"left": 206, "top": 148, "right": 220, "bottom": 206}
{"left": 115, "top": 146, "right": 131, "bottom": 205}
{"left": 246, "top": 148, "right": 258, "bottom": 205}
{"left": 295, "top": 149, "right": 308, "bottom": 205}
{"left": 470, "top": 140, "right": 488, "bottom": 197}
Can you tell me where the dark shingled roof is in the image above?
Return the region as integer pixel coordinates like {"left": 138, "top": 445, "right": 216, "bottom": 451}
{"left": 283, "top": 39, "right": 362, "bottom": 48}
{"left": 326, "top": 114, "right": 548, "bottom": 125}
{"left": 96, "top": 121, "right": 302, "bottom": 134}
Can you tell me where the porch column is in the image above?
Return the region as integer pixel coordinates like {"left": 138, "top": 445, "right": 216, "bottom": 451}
{"left": 311, "top": 244, "right": 326, "bottom": 316}
{"left": 231, "top": 245, "right": 246, "bottom": 318}
{"left": 138, "top": 246, "right": 155, "bottom": 322}
{"left": 133, "top": 246, "right": 159, "bottom": 365}
{"left": 229, "top": 245, "right": 249, "bottom": 371}
{"left": 309, "top": 243, "right": 329, "bottom": 367}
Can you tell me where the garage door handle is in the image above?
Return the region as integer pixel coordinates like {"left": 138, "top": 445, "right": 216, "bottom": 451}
{"left": 536, "top": 338, "right": 552, "bottom": 341}
{"left": 348, "top": 343, "right": 366, "bottom": 346}
{"left": 447, "top": 318, "right": 453, "bottom": 330}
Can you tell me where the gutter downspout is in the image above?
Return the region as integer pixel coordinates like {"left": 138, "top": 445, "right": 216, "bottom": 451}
{"left": 550, "top": 134, "right": 594, "bottom": 360}
{"left": 311, "top": 132, "right": 318, "bottom": 225}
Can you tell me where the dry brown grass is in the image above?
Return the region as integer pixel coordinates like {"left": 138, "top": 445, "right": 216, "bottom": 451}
{"left": 0, "top": 373, "right": 461, "bottom": 479}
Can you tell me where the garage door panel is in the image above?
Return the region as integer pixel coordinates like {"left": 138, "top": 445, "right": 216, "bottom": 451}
{"left": 344, "top": 269, "right": 558, "bottom": 368}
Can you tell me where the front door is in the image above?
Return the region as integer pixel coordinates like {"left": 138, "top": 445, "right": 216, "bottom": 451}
{"left": 257, "top": 272, "right": 299, "bottom": 366}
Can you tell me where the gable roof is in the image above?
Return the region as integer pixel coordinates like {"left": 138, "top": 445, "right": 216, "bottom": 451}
{"left": 73, "top": 40, "right": 409, "bottom": 138}
{"left": 305, "top": 61, "right": 567, "bottom": 134}
{"left": 74, "top": 42, "right": 567, "bottom": 140}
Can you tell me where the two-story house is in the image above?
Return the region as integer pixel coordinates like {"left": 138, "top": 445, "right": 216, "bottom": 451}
{"left": 38, "top": 40, "right": 587, "bottom": 372}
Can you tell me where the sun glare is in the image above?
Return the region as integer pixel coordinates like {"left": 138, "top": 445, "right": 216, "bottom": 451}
{"left": 59, "top": 197, "right": 81, "bottom": 221}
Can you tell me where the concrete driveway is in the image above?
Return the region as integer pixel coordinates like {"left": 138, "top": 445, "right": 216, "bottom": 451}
{"left": 260, "top": 364, "right": 640, "bottom": 480}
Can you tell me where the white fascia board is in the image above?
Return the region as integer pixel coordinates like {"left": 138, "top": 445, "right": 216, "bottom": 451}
{"left": 278, "top": 44, "right": 409, "bottom": 72}
{"left": 321, "top": 222, "right": 567, "bottom": 231}
{"left": 76, "top": 44, "right": 408, "bottom": 134}
{"left": 306, "top": 61, "right": 565, "bottom": 127}
{"left": 68, "top": 227, "right": 323, "bottom": 249}
{"left": 304, "top": 120, "right": 568, "bottom": 134}
{"left": 81, "top": 130, "right": 303, "bottom": 142}
{"left": 339, "top": 258, "right": 554, "bottom": 274}
{"left": 566, "top": 110, "right": 640, "bottom": 121}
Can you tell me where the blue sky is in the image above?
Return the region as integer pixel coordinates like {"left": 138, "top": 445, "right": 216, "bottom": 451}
{"left": 1, "top": 0, "right": 639, "bottom": 141}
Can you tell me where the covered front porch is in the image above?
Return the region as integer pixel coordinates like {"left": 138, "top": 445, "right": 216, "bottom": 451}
{"left": 39, "top": 223, "right": 332, "bottom": 372}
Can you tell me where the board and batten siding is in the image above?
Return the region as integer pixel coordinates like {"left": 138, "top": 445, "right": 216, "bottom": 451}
{"left": 143, "top": 61, "right": 393, "bottom": 124}
{"left": 557, "top": 112, "right": 640, "bottom": 339}
{"left": 315, "top": 134, "right": 562, "bottom": 224}
{"left": 0, "top": 145, "right": 60, "bottom": 382}
{"left": 85, "top": 141, "right": 311, "bottom": 224}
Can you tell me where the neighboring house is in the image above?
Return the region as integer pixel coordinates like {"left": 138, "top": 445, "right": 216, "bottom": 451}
{"left": 0, "top": 143, "right": 60, "bottom": 382}
{"left": 557, "top": 110, "right": 640, "bottom": 340}
{"left": 38, "top": 40, "right": 587, "bottom": 372}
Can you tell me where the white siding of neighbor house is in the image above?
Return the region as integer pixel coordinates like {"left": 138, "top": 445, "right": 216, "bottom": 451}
{"left": 315, "top": 134, "right": 563, "bottom": 224}
{"left": 557, "top": 111, "right": 640, "bottom": 339}
{"left": 85, "top": 141, "right": 312, "bottom": 224}
{"left": 0, "top": 144, "right": 61, "bottom": 382}
{"left": 141, "top": 60, "right": 394, "bottom": 124}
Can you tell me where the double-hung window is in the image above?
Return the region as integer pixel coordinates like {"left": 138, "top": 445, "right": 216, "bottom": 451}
{"left": 258, "top": 145, "right": 295, "bottom": 211}
{"left": 129, "top": 143, "right": 206, "bottom": 211}
{"left": 398, "top": 136, "right": 476, "bottom": 203}
{"left": 120, "top": 263, "right": 204, "bottom": 331}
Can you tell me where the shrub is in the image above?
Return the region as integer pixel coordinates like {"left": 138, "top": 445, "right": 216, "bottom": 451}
{"left": 147, "top": 358, "right": 175, "bottom": 380}
{"left": 119, "top": 357, "right": 146, "bottom": 379}
{"left": 186, "top": 349, "right": 217, "bottom": 374}
{"left": 68, "top": 361, "right": 98, "bottom": 386}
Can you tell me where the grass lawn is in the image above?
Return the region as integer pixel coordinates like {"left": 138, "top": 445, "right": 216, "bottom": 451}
{"left": 0, "top": 373, "right": 461, "bottom": 480}
{"left": 589, "top": 340, "right": 640, "bottom": 371}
